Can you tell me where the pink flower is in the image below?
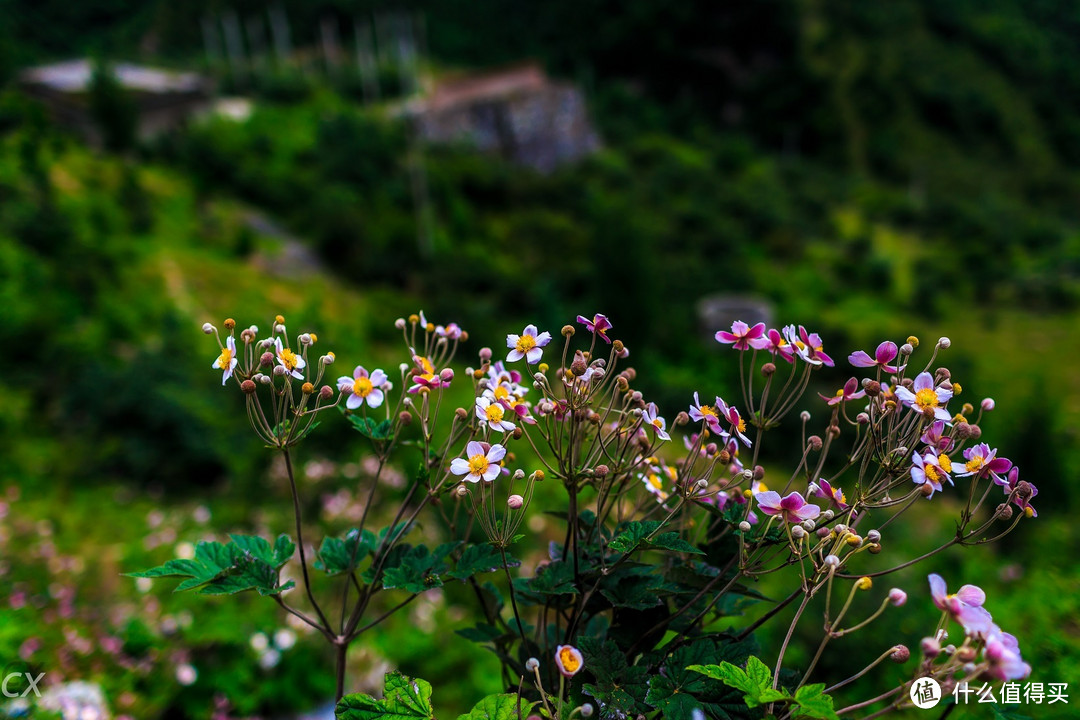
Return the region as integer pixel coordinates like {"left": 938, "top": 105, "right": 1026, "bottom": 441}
{"left": 848, "top": 341, "right": 904, "bottom": 374}
{"left": 928, "top": 574, "right": 994, "bottom": 637}
{"left": 1002, "top": 467, "right": 1038, "bottom": 518}
{"left": 894, "top": 372, "right": 953, "bottom": 421}
{"left": 796, "top": 326, "right": 835, "bottom": 367}
{"left": 641, "top": 403, "right": 670, "bottom": 441}
{"left": 919, "top": 420, "right": 953, "bottom": 453}
{"left": 749, "top": 327, "right": 795, "bottom": 363}
{"left": 338, "top": 366, "right": 389, "bottom": 409}
{"left": 715, "top": 321, "right": 766, "bottom": 351}
{"left": 689, "top": 392, "right": 725, "bottom": 437}
{"left": 506, "top": 324, "right": 552, "bottom": 364}
{"left": 408, "top": 355, "right": 450, "bottom": 393}
{"left": 811, "top": 479, "right": 848, "bottom": 510}
{"left": 956, "top": 443, "right": 1012, "bottom": 484}
{"left": 983, "top": 631, "right": 1031, "bottom": 680}
{"left": 910, "top": 450, "right": 954, "bottom": 498}
{"left": 450, "top": 441, "right": 506, "bottom": 483}
{"left": 755, "top": 491, "right": 820, "bottom": 524}
{"left": 554, "top": 645, "right": 584, "bottom": 677}
{"left": 716, "top": 397, "right": 752, "bottom": 447}
{"left": 818, "top": 377, "right": 866, "bottom": 406}
{"left": 576, "top": 313, "right": 613, "bottom": 343}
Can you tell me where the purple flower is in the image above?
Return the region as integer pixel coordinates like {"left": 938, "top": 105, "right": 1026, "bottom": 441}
{"left": 715, "top": 397, "right": 751, "bottom": 446}
{"left": 506, "top": 324, "right": 552, "bottom": 364}
{"left": 811, "top": 479, "right": 848, "bottom": 510}
{"left": 756, "top": 491, "right": 821, "bottom": 524}
{"left": 910, "top": 450, "right": 953, "bottom": 498}
{"left": 919, "top": 420, "right": 953, "bottom": 453}
{"left": 928, "top": 574, "right": 995, "bottom": 637}
{"left": 848, "top": 341, "right": 904, "bottom": 374}
{"left": 689, "top": 392, "right": 726, "bottom": 437}
{"left": 715, "top": 321, "right": 766, "bottom": 351}
{"left": 641, "top": 402, "right": 670, "bottom": 441}
{"left": 576, "top": 313, "right": 613, "bottom": 343}
{"left": 983, "top": 631, "right": 1031, "bottom": 681}
{"left": 1003, "top": 467, "right": 1038, "bottom": 518}
{"left": 956, "top": 443, "right": 1012, "bottom": 485}
{"left": 797, "top": 326, "right": 835, "bottom": 367}
{"left": 818, "top": 377, "right": 866, "bottom": 406}
{"left": 894, "top": 372, "right": 953, "bottom": 421}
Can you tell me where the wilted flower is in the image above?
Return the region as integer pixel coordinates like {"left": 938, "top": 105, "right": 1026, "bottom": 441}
{"left": 554, "top": 645, "right": 584, "bottom": 677}
{"left": 715, "top": 320, "right": 766, "bottom": 351}
{"left": 1003, "top": 467, "right": 1038, "bottom": 518}
{"left": 506, "top": 324, "right": 551, "bottom": 365}
{"left": 895, "top": 372, "right": 953, "bottom": 421}
{"left": 576, "top": 314, "right": 613, "bottom": 343}
{"left": 818, "top": 377, "right": 866, "bottom": 406}
{"left": 338, "top": 366, "right": 389, "bottom": 409}
{"left": 274, "top": 337, "right": 306, "bottom": 380}
{"left": 848, "top": 341, "right": 904, "bottom": 374}
{"left": 450, "top": 441, "right": 506, "bottom": 483}
{"left": 212, "top": 336, "right": 239, "bottom": 385}
{"left": 755, "top": 491, "right": 821, "bottom": 524}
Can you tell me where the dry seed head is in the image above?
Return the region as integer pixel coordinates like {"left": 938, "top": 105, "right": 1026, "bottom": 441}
{"left": 761, "top": 362, "right": 776, "bottom": 377}
{"left": 300, "top": 382, "right": 313, "bottom": 394}
{"left": 223, "top": 318, "right": 236, "bottom": 330}
{"left": 561, "top": 325, "right": 575, "bottom": 337}
{"left": 275, "top": 315, "right": 285, "bottom": 324}
{"left": 612, "top": 340, "right": 624, "bottom": 353}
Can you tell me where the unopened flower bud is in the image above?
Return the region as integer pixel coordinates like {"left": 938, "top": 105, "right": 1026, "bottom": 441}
{"left": 260, "top": 352, "right": 274, "bottom": 367}
{"left": 856, "top": 576, "right": 872, "bottom": 591}
{"left": 275, "top": 314, "right": 285, "bottom": 324}
{"left": 957, "top": 646, "right": 977, "bottom": 663}
{"left": 761, "top": 362, "right": 776, "bottom": 377}
{"left": 570, "top": 358, "right": 587, "bottom": 376}
{"left": 995, "top": 503, "right": 1014, "bottom": 520}
{"left": 816, "top": 527, "right": 830, "bottom": 538}
{"left": 738, "top": 521, "right": 752, "bottom": 532}
{"left": 821, "top": 509, "right": 834, "bottom": 521}
{"left": 455, "top": 484, "right": 469, "bottom": 498}
{"left": 511, "top": 469, "right": 525, "bottom": 481}
{"left": 921, "top": 638, "right": 941, "bottom": 658}
{"left": 525, "top": 657, "right": 540, "bottom": 672}
{"left": 888, "top": 588, "right": 907, "bottom": 606}
{"left": 240, "top": 328, "right": 256, "bottom": 343}
{"left": 395, "top": 318, "right": 406, "bottom": 329}
{"left": 440, "top": 368, "right": 454, "bottom": 382}
{"left": 856, "top": 412, "right": 869, "bottom": 424}
{"left": 718, "top": 449, "right": 732, "bottom": 464}
{"left": 398, "top": 411, "right": 412, "bottom": 426}
{"left": 824, "top": 554, "right": 840, "bottom": 568}
{"left": 981, "top": 398, "right": 995, "bottom": 412}
{"left": 531, "top": 470, "right": 545, "bottom": 482}
{"left": 580, "top": 704, "right": 594, "bottom": 718}
{"left": 960, "top": 402, "right": 973, "bottom": 417}
{"left": 301, "top": 382, "right": 314, "bottom": 394}
{"left": 867, "top": 543, "right": 881, "bottom": 553}
{"left": 864, "top": 380, "right": 881, "bottom": 396}
{"left": 1015, "top": 481, "right": 1034, "bottom": 500}
{"left": 241, "top": 380, "right": 256, "bottom": 394}
{"left": 695, "top": 478, "right": 708, "bottom": 490}
{"left": 704, "top": 442, "right": 718, "bottom": 456}
{"left": 612, "top": 340, "right": 625, "bottom": 353}
{"left": 273, "top": 365, "right": 286, "bottom": 377}
{"left": 275, "top": 324, "right": 286, "bottom": 334}
{"left": 800, "top": 411, "right": 811, "bottom": 423}
{"left": 937, "top": 336, "right": 951, "bottom": 349}
{"left": 508, "top": 494, "right": 524, "bottom": 509}
{"left": 299, "top": 333, "right": 312, "bottom": 345}
{"left": 594, "top": 464, "right": 610, "bottom": 478}
{"left": 867, "top": 529, "right": 881, "bottom": 543}
{"left": 900, "top": 343, "right": 914, "bottom": 355}
{"left": 512, "top": 427, "right": 524, "bottom": 439}
{"left": 202, "top": 322, "right": 215, "bottom": 334}
{"left": 968, "top": 424, "right": 982, "bottom": 439}
{"left": 321, "top": 353, "right": 335, "bottom": 365}
{"left": 936, "top": 367, "right": 951, "bottom": 382}
{"left": 891, "top": 645, "right": 910, "bottom": 663}
{"left": 223, "top": 318, "right": 236, "bottom": 330}
{"left": 808, "top": 435, "right": 823, "bottom": 451}
{"left": 478, "top": 347, "right": 492, "bottom": 361}
{"left": 846, "top": 534, "right": 862, "bottom": 547}
{"left": 742, "top": 469, "right": 754, "bottom": 482}
{"left": 828, "top": 424, "right": 841, "bottom": 438}
{"left": 257, "top": 374, "right": 271, "bottom": 385}
{"left": 316, "top": 385, "right": 332, "bottom": 400}
{"left": 455, "top": 408, "right": 468, "bottom": 421}
{"left": 616, "top": 376, "right": 629, "bottom": 392}
{"left": 800, "top": 519, "right": 815, "bottom": 533}
{"left": 675, "top": 412, "right": 690, "bottom": 426}
{"left": 791, "top": 526, "right": 806, "bottom": 539}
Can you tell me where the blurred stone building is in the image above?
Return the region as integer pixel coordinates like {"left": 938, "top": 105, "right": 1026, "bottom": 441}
{"left": 410, "top": 63, "right": 599, "bottom": 172}
{"left": 19, "top": 59, "right": 212, "bottom": 146}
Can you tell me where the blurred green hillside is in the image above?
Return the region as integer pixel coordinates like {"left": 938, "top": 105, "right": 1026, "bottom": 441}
{"left": 1, "top": 1, "right": 1079, "bottom": 717}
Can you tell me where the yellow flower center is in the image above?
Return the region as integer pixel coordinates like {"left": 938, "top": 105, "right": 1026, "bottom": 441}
{"left": 938, "top": 455, "right": 952, "bottom": 473}
{"left": 485, "top": 404, "right": 505, "bottom": 423}
{"left": 515, "top": 334, "right": 537, "bottom": 354}
{"left": 835, "top": 389, "right": 845, "bottom": 397}
{"left": 279, "top": 348, "right": 299, "bottom": 371}
{"left": 468, "top": 454, "right": 490, "bottom": 476}
{"left": 559, "top": 647, "right": 581, "bottom": 674}
{"left": 216, "top": 348, "right": 233, "bottom": 369}
{"left": 914, "top": 388, "right": 939, "bottom": 411}
{"left": 736, "top": 417, "right": 747, "bottom": 434}
{"left": 353, "top": 376, "right": 374, "bottom": 397}
{"left": 647, "top": 474, "right": 663, "bottom": 490}
{"left": 494, "top": 386, "right": 510, "bottom": 402}
{"left": 651, "top": 418, "right": 664, "bottom": 430}
{"left": 966, "top": 457, "right": 984, "bottom": 473}
{"left": 699, "top": 405, "right": 717, "bottom": 418}
{"left": 925, "top": 465, "right": 941, "bottom": 483}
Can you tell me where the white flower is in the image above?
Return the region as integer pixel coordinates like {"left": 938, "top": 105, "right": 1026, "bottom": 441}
{"left": 475, "top": 396, "right": 516, "bottom": 433}
{"left": 338, "top": 366, "right": 389, "bottom": 409}
{"left": 212, "top": 336, "right": 238, "bottom": 385}
{"left": 506, "top": 325, "right": 551, "bottom": 365}
{"left": 274, "top": 337, "right": 306, "bottom": 380}
{"left": 450, "top": 442, "right": 506, "bottom": 483}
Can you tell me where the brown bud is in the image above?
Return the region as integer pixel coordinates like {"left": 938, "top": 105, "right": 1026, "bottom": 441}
{"left": 674, "top": 411, "right": 690, "bottom": 426}
{"left": 864, "top": 380, "right": 881, "bottom": 396}
{"left": 961, "top": 402, "right": 974, "bottom": 416}
{"left": 808, "top": 435, "right": 823, "bottom": 451}
{"left": 319, "top": 385, "right": 334, "bottom": 400}
{"left": 1015, "top": 481, "right": 1034, "bottom": 500}
{"left": 241, "top": 380, "right": 256, "bottom": 394}
{"left": 761, "top": 362, "right": 776, "bottom": 377}
{"left": 612, "top": 339, "right": 624, "bottom": 353}
{"left": 301, "top": 382, "right": 314, "bottom": 394}
{"left": 919, "top": 482, "right": 935, "bottom": 497}
{"left": 995, "top": 503, "right": 1014, "bottom": 521}
{"left": 512, "top": 427, "right": 524, "bottom": 439}
{"left": 561, "top": 325, "right": 575, "bottom": 337}
{"left": 890, "top": 645, "right": 910, "bottom": 663}
{"left": 224, "top": 318, "right": 236, "bottom": 330}
{"left": 718, "top": 449, "right": 731, "bottom": 464}
{"left": 957, "top": 646, "right": 977, "bottom": 663}
{"left": 753, "top": 465, "right": 765, "bottom": 480}
{"left": 827, "top": 424, "right": 841, "bottom": 438}
{"left": 867, "top": 543, "right": 882, "bottom": 554}
{"left": 594, "top": 464, "right": 610, "bottom": 477}
{"left": 570, "top": 353, "right": 588, "bottom": 377}
{"left": 935, "top": 367, "right": 951, "bottom": 381}
{"left": 260, "top": 352, "right": 274, "bottom": 367}
{"left": 455, "top": 407, "right": 468, "bottom": 421}
{"left": 240, "top": 328, "right": 256, "bottom": 343}
{"left": 616, "top": 376, "right": 629, "bottom": 392}
{"left": 398, "top": 411, "right": 413, "bottom": 426}
{"left": 955, "top": 422, "right": 972, "bottom": 439}
{"left": 968, "top": 424, "right": 982, "bottom": 440}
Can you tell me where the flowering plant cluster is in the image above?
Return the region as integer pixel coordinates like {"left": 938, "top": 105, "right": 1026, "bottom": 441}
{"left": 131, "top": 312, "right": 1039, "bottom": 719}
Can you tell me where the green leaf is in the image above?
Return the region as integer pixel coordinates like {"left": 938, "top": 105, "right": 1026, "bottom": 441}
{"left": 127, "top": 535, "right": 295, "bottom": 596}
{"left": 316, "top": 529, "right": 377, "bottom": 575}
{"left": 599, "top": 565, "right": 673, "bottom": 610}
{"left": 456, "top": 693, "right": 536, "bottom": 720}
{"left": 345, "top": 413, "right": 395, "bottom": 441}
{"left": 792, "top": 684, "right": 840, "bottom": 720}
{"left": 690, "top": 656, "right": 795, "bottom": 710}
{"left": 579, "top": 637, "right": 651, "bottom": 718}
{"left": 610, "top": 521, "right": 703, "bottom": 555}
{"left": 455, "top": 623, "right": 505, "bottom": 644}
{"left": 336, "top": 671, "right": 435, "bottom": 720}
{"left": 382, "top": 542, "right": 460, "bottom": 593}
{"left": 515, "top": 560, "right": 578, "bottom": 601}
{"left": 646, "top": 640, "right": 747, "bottom": 719}
{"left": 449, "top": 543, "right": 519, "bottom": 582}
